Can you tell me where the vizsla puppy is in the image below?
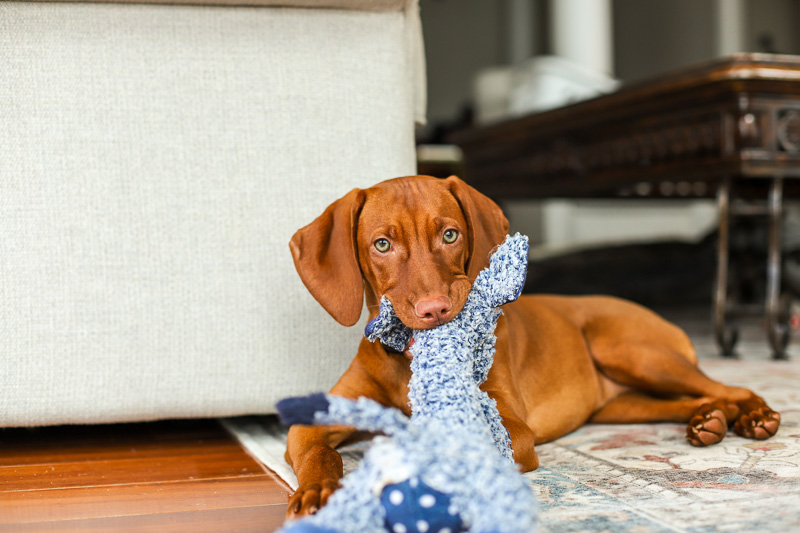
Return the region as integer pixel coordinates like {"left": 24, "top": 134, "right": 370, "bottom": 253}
{"left": 286, "top": 175, "right": 780, "bottom": 517}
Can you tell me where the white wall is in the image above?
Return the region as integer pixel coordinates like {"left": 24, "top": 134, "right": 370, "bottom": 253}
{"left": 613, "top": 0, "right": 716, "bottom": 81}
{"left": 744, "top": 0, "right": 800, "bottom": 54}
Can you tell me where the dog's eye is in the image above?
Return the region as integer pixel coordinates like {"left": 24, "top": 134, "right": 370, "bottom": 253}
{"left": 374, "top": 238, "right": 391, "bottom": 253}
{"left": 443, "top": 229, "right": 459, "bottom": 244}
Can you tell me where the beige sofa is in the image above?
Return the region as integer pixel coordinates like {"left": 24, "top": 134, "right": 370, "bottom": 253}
{"left": 1, "top": 0, "right": 425, "bottom": 426}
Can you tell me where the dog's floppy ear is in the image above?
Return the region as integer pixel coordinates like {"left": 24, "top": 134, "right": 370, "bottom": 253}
{"left": 290, "top": 188, "right": 366, "bottom": 326}
{"left": 445, "top": 175, "right": 510, "bottom": 281}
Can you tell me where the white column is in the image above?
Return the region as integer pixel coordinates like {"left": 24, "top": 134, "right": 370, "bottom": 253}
{"left": 543, "top": 0, "right": 614, "bottom": 248}
{"left": 715, "top": 0, "right": 745, "bottom": 56}
{"left": 550, "top": 0, "right": 613, "bottom": 75}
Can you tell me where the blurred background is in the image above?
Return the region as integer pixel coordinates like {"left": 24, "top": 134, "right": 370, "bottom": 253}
{"left": 415, "top": 0, "right": 800, "bottom": 310}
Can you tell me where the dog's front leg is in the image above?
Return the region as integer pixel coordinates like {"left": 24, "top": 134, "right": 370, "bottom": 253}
{"left": 284, "top": 424, "right": 352, "bottom": 518}
{"left": 481, "top": 387, "right": 539, "bottom": 471}
{"left": 284, "top": 340, "right": 412, "bottom": 518}
{"left": 482, "top": 363, "right": 539, "bottom": 470}
{"left": 501, "top": 413, "right": 539, "bottom": 471}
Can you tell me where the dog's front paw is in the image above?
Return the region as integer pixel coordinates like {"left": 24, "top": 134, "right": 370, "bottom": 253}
{"left": 286, "top": 479, "right": 340, "bottom": 519}
{"left": 686, "top": 403, "right": 728, "bottom": 446}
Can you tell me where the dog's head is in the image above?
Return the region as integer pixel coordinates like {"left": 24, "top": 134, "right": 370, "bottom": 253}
{"left": 289, "top": 175, "right": 509, "bottom": 330}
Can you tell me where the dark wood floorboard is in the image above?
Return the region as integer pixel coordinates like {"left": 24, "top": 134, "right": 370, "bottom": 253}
{"left": 1, "top": 506, "right": 287, "bottom": 533}
{"left": 0, "top": 420, "right": 290, "bottom": 532}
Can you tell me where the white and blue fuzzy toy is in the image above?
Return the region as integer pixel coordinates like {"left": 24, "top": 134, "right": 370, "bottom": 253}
{"left": 276, "top": 233, "right": 537, "bottom": 533}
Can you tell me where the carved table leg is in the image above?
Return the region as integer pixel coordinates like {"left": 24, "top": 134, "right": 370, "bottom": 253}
{"left": 766, "top": 178, "right": 791, "bottom": 359}
{"left": 714, "top": 179, "right": 739, "bottom": 356}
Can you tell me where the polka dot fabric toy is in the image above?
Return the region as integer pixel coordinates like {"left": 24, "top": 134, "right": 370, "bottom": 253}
{"left": 381, "top": 478, "right": 461, "bottom": 533}
{"left": 276, "top": 234, "right": 538, "bottom": 533}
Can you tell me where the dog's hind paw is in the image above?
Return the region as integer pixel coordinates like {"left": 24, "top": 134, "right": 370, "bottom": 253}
{"left": 733, "top": 397, "right": 781, "bottom": 440}
{"left": 686, "top": 403, "right": 728, "bottom": 446}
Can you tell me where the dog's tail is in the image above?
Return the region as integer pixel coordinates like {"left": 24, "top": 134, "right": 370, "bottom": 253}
{"left": 276, "top": 393, "right": 409, "bottom": 436}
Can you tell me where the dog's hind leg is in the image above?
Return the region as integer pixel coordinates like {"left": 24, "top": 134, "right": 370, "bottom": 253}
{"left": 589, "top": 391, "right": 733, "bottom": 445}
{"left": 587, "top": 339, "right": 780, "bottom": 445}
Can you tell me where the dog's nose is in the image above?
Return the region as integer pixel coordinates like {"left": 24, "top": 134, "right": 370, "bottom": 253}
{"left": 414, "top": 297, "right": 453, "bottom": 325}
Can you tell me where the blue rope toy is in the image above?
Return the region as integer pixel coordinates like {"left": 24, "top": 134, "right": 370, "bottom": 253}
{"left": 277, "top": 233, "right": 538, "bottom": 533}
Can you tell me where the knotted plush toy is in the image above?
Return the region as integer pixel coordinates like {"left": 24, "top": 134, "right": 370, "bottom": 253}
{"left": 277, "top": 233, "right": 537, "bottom": 533}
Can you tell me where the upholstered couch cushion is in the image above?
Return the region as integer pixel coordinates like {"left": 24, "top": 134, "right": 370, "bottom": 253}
{"left": 0, "top": 1, "right": 424, "bottom": 426}
{"left": 36, "top": 0, "right": 414, "bottom": 10}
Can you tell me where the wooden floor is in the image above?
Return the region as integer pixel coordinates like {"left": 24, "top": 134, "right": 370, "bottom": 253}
{"left": 0, "top": 419, "right": 291, "bottom": 532}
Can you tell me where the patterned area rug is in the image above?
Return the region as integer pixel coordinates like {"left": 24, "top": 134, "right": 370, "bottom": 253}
{"left": 224, "top": 315, "right": 800, "bottom": 532}
{"left": 527, "top": 359, "right": 800, "bottom": 532}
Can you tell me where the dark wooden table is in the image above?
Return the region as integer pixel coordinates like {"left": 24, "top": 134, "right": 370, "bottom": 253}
{"left": 452, "top": 53, "right": 800, "bottom": 359}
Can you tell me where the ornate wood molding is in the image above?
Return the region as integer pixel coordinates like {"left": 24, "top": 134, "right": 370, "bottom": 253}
{"left": 452, "top": 54, "right": 800, "bottom": 199}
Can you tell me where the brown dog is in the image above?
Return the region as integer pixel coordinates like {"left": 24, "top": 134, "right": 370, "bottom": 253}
{"left": 285, "top": 175, "right": 780, "bottom": 517}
